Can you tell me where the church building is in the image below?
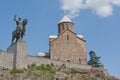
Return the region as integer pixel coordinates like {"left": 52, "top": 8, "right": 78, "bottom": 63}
{"left": 49, "top": 15, "right": 87, "bottom": 64}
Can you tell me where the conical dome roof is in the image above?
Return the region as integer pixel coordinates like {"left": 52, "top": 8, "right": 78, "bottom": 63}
{"left": 59, "top": 15, "right": 72, "bottom": 23}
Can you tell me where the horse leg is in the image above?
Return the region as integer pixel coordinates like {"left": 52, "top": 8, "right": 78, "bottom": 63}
{"left": 11, "top": 36, "right": 14, "bottom": 45}
{"left": 16, "top": 35, "right": 19, "bottom": 42}
{"left": 21, "top": 33, "right": 23, "bottom": 39}
{"left": 20, "top": 32, "right": 23, "bottom": 39}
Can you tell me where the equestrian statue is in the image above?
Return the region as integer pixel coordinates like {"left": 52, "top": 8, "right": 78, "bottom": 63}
{"left": 11, "top": 15, "right": 28, "bottom": 45}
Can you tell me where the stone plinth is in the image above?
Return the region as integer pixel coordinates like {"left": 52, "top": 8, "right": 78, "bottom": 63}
{"left": 7, "top": 39, "right": 28, "bottom": 69}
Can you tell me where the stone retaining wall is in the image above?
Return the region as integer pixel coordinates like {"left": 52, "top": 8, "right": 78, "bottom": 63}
{"left": 0, "top": 52, "right": 91, "bottom": 70}
{"left": 27, "top": 56, "right": 92, "bottom": 70}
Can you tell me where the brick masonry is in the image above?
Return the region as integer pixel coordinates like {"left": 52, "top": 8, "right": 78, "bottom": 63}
{"left": 50, "top": 21, "right": 87, "bottom": 64}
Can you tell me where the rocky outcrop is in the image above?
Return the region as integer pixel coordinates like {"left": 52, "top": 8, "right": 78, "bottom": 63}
{"left": 0, "top": 63, "right": 119, "bottom": 80}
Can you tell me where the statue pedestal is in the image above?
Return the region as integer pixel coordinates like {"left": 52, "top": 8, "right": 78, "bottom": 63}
{"left": 7, "top": 39, "right": 28, "bottom": 69}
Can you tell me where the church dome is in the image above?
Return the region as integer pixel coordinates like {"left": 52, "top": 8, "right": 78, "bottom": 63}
{"left": 59, "top": 15, "right": 72, "bottom": 23}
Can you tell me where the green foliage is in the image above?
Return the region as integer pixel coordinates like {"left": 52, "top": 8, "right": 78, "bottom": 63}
{"left": 51, "top": 62, "right": 54, "bottom": 67}
{"left": 27, "top": 63, "right": 55, "bottom": 75}
{"left": 26, "top": 63, "right": 55, "bottom": 80}
{"left": 31, "top": 63, "right": 36, "bottom": 67}
{"left": 64, "top": 77, "right": 68, "bottom": 80}
{"left": 70, "top": 68, "right": 77, "bottom": 74}
{"left": 62, "top": 63, "right": 66, "bottom": 67}
{"left": 88, "top": 51, "right": 103, "bottom": 67}
{"left": 64, "top": 68, "right": 77, "bottom": 74}
{"left": 27, "top": 63, "right": 36, "bottom": 70}
{"left": 36, "top": 64, "right": 55, "bottom": 74}
{"left": 10, "top": 68, "right": 22, "bottom": 73}
{"left": 85, "top": 77, "right": 92, "bottom": 80}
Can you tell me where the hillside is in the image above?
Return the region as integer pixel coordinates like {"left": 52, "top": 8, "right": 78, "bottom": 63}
{"left": 0, "top": 63, "right": 119, "bottom": 80}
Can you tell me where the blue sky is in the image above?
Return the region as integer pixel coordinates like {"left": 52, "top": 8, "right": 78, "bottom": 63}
{"left": 0, "top": 0, "right": 120, "bottom": 78}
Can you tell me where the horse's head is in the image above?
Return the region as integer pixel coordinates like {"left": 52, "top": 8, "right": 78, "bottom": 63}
{"left": 23, "top": 18, "right": 28, "bottom": 28}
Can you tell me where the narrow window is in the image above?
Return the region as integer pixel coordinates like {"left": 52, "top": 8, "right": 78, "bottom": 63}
{"left": 67, "top": 35, "right": 69, "bottom": 40}
{"left": 79, "top": 58, "right": 81, "bottom": 64}
{"left": 66, "top": 24, "right": 69, "bottom": 29}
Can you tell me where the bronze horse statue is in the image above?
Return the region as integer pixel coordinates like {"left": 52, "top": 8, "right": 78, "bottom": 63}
{"left": 11, "top": 15, "right": 28, "bottom": 45}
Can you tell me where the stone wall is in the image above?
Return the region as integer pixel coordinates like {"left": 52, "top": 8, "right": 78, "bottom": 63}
{"left": 50, "top": 30, "right": 87, "bottom": 64}
{"left": 0, "top": 51, "right": 91, "bottom": 70}
{"left": 27, "top": 56, "right": 91, "bottom": 70}
{"left": 0, "top": 51, "right": 13, "bottom": 69}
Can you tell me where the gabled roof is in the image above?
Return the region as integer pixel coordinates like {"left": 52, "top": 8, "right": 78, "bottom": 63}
{"left": 59, "top": 15, "right": 72, "bottom": 23}
{"left": 50, "top": 29, "right": 76, "bottom": 43}
{"left": 50, "top": 29, "right": 86, "bottom": 43}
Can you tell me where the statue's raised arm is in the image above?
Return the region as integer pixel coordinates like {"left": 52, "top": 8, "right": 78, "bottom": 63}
{"left": 14, "top": 14, "right": 17, "bottom": 22}
{"left": 13, "top": 15, "right": 22, "bottom": 30}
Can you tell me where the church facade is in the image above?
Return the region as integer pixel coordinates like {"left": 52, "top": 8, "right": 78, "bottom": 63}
{"left": 49, "top": 15, "right": 87, "bottom": 64}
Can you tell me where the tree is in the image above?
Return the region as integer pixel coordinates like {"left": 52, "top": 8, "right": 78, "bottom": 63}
{"left": 88, "top": 51, "right": 103, "bottom": 67}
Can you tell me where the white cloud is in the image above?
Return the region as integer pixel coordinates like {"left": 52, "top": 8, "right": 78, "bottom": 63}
{"left": 60, "top": 0, "right": 84, "bottom": 18}
{"left": 60, "top": 0, "right": 120, "bottom": 18}
{"left": 95, "top": 6, "right": 113, "bottom": 17}
{"left": 111, "top": 0, "right": 120, "bottom": 6}
{"left": 85, "top": 0, "right": 113, "bottom": 17}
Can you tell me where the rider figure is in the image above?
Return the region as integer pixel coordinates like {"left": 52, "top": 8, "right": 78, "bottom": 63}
{"left": 14, "top": 15, "right": 23, "bottom": 33}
